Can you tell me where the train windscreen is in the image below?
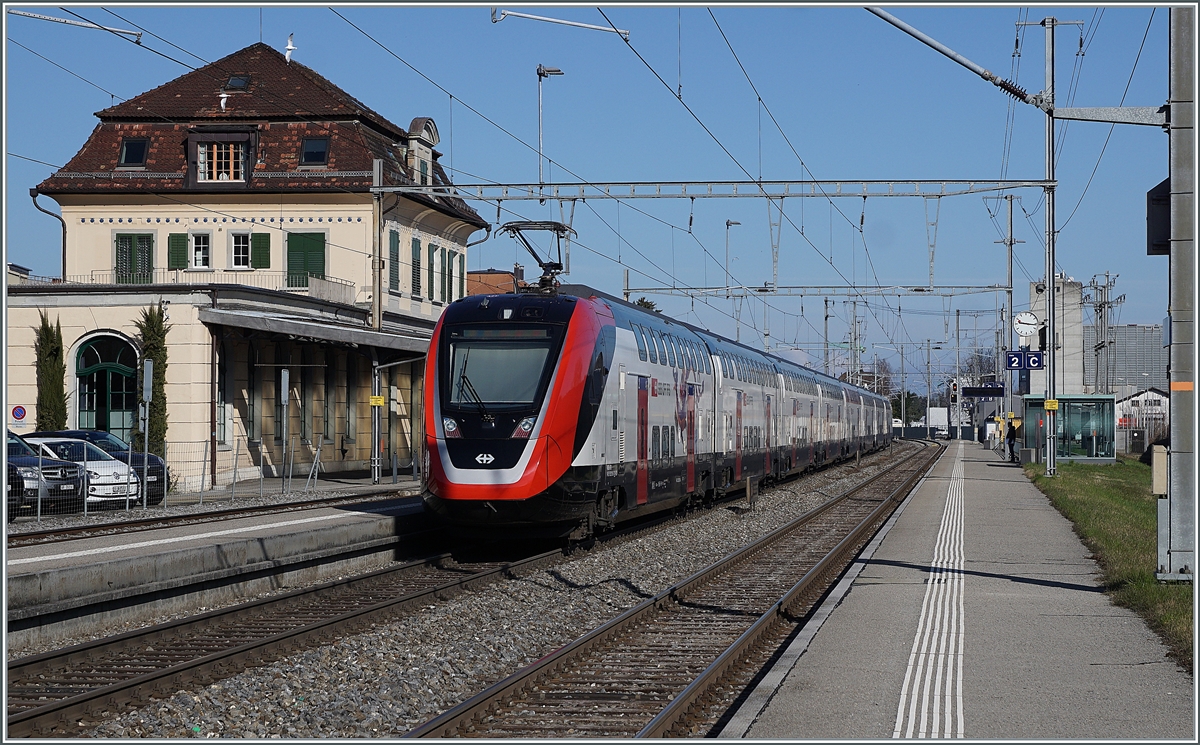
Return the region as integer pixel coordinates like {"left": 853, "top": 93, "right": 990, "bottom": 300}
{"left": 444, "top": 326, "right": 558, "bottom": 409}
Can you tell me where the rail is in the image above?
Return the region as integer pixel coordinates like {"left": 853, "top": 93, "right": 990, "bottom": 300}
{"left": 405, "top": 441, "right": 941, "bottom": 737}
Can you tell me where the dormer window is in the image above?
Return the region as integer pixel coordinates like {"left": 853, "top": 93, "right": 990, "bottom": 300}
{"left": 301, "top": 138, "right": 329, "bottom": 166}
{"left": 225, "top": 75, "right": 250, "bottom": 90}
{"left": 197, "top": 142, "right": 245, "bottom": 181}
{"left": 118, "top": 138, "right": 149, "bottom": 167}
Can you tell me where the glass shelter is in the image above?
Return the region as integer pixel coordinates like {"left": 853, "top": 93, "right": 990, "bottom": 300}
{"left": 1022, "top": 394, "right": 1116, "bottom": 464}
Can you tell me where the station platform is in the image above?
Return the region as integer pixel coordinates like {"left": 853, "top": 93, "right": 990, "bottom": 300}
{"left": 6, "top": 491, "right": 425, "bottom": 650}
{"left": 723, "top": 440, "right": 1194, "bottom": 740}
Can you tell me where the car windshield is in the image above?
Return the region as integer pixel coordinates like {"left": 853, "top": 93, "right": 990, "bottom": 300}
{"left": 443, "top": 326, "right": 559, "bottom": 410}
{"left": 7, "top": 432, "right": 36, "bottom": 458}
{"left": 85, "top": 431, "right": 130, "bottom": 453}
{"left": 38, "top": 440, "right": 115, "bottom": 463}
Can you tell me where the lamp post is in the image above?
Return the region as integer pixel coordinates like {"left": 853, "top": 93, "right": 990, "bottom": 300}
{"left": 537, "top": 64, "right": 564, "bottom": 202}
{"left": 725, "top": 219, "right": 740, "bottom": 299}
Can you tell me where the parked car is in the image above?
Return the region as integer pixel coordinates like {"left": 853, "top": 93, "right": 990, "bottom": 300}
{"left": 26, "top": 437, "right": 140, "bottom": 508}
{"left": 6, "top": 430, "right": 85, "bottom": 520}
{"left": 7, "top": 462, "right": 22, "bottom": 522}
{"left": 30, "top": 430, "right": 167, "bottom": 504}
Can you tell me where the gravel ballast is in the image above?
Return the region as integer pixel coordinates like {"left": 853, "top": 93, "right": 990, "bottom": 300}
{"left": 68, "top": 443, "right": 919, "bottom": 737}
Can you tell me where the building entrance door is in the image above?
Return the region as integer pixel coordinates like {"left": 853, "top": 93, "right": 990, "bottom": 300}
{"left": 76, "top": 336, "right": 138, "bottom": 442}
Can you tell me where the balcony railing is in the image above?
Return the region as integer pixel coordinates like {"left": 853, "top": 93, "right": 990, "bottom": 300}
{"left": 25, "top": 270, "right": 357, "bottom": 304}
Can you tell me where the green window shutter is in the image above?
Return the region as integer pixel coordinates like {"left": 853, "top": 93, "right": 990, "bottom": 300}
{"left": 428, "top": 245, "right": 436, "bottom": 301}
{"left": 117, "top": 234, "right": 153, "bottom": 284}
{"left": 115, "top": 235, "right": 132, "bottom": 282}
{"left": 458, "top": 253, "right": 465, "bottom": 299}
{"left": 440, "top": 247, "right": 448, "bottom": 303}
{"left": 287, "top": 233, "right": 323, "bottom": 288}
{"left": 251, "top": 233, "right": 271, "bottom": 269}
{"left": 411, "top": 238, "right": 421, "bottom": 296}
{"left": 167, "top": 233, "right": 188, "bottom": 270}
{"left": 389, "top": 230, "right": 400, "bottom": 292}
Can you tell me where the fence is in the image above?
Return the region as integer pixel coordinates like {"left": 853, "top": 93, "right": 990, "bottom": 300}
{"left": 168, "top": 437, "right": 337, "bottom": 502}
{"left": 9, "top": 434, "right": 417, "bottom": 523}
{"left": 27, "top": 269, "right": 356, "bottom": 298}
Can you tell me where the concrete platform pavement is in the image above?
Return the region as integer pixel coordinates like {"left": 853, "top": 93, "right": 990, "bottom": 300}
{"left": 725, "top": 439, "right": 1194, "bottom": 740}
{"left": 6, "top": 493, "right": 427, "bottom": 650}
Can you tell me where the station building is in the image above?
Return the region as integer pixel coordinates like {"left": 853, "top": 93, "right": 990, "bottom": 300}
{"left": 7, "top": 42, "right": 487, "bottom": 489}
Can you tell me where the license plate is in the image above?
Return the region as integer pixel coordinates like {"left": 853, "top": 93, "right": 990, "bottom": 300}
{"left": 146, "top": 476, "right": 158, "bottom": 482}
{"left": 57, "top": 484, "right": 75, "bottom": 491}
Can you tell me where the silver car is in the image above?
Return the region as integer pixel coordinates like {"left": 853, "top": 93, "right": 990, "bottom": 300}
{"left": 27, "top": 437, "right": 140, "bottom": 507}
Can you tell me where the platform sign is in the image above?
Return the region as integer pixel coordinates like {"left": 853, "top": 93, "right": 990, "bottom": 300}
{"left": 1044, "top": 399, "right": 1059, "bottom": 411}
{"left": 369, "top": 395, "right": 386, "bottom": 407}
{"left": 1005, "top": 351, "right": 1025, "bottom": 370}
{"left": 1025, "top": 351, "right": 1044, "bottom": 369}
{"left": 962, "top": 385, "right": 1004, "bottom": 398}
{"left": 143, "top": 359, "right": 153, "bottom": 402}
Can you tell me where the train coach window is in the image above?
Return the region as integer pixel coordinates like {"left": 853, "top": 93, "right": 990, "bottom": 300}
{"left": 663, "top": 334, "right": 675, "bottom": 367}
{"left": 652, "top": 425, "right": 661, "bottom": 460}
{"left": 641, "top": 326, "right": 657, "bottom": 364}
{"left": 631, "top": 322, "right": 647, "bottom": 361}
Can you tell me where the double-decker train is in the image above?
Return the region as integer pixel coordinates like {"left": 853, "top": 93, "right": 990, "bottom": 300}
{"left": 422, "top": 284, "right": 892, "bottom": 539}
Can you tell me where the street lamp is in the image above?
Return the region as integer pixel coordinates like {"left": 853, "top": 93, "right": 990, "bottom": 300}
{"left": 725, "top": 220, "right": 740, "bottom": 299}
{"left": 537, "top": 64, "right": 564, "bottom": 201}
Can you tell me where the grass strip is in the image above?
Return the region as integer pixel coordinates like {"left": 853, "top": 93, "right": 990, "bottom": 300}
{"left": 1023, "top": 456, "right": 1192, "bottom": 674}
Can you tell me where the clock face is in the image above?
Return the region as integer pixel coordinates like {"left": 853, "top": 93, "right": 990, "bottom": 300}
{"left": 1014, "top": 311, "right": 1039, "bottom": 336}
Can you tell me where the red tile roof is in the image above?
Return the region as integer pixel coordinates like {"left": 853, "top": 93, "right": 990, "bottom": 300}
{"left": 96, "top": 43, "right": 404, "bottom": 137}
{"left": 36, "top": 43, "right": 485, "bottom": 229}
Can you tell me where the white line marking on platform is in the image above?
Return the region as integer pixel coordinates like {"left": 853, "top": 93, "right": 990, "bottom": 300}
{"left": 894, "top": 442, "right": 965, "bottom": 738}
{"left": 8, "top": 512, "right": 365, "bottom": 566}
{"left": 716, "top": 444, "right": 947, "bottom": 739}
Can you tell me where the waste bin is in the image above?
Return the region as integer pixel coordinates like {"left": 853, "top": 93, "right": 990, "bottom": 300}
{"left": 1130, "top": 429, "right": 1146, "bottom": 455}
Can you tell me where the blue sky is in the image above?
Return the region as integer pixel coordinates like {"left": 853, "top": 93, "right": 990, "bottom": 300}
{"left": 4, "top": 3, "right": 1171, "bottom": 378}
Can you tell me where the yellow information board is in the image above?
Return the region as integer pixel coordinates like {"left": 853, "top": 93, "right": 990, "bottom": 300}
{"left": 369, "top": 395, "right": 386, "bottom": 407}
{"left": 1044, "top": 399, "right": 1059, "bottom": 411}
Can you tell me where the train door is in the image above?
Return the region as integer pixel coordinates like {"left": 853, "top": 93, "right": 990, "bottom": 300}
{"left": 735, "top": 390, "right": 744, "bottom": 482}
{"left": 764, "top": 394, "right": 773, "bottom": 475}
{"left": 616, "top": 364, "right": 625, "bottom": 469}
{"left": 686, "top": 384, "right": 696, "bottom": 493}
{"left": 791, "top": 398, "right": 799, "bottom": 470}
{"left": 636, "top": 376, "right": 649, "bottom": 505}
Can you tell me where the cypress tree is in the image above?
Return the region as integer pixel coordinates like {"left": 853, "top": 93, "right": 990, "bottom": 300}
{"left": 132, "top": 302, "right": 170, "bottom": 457}
{"left": 34, "top": 310, "right": 68, "bottom": 431}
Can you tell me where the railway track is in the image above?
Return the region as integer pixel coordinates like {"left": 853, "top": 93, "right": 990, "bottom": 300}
{"left": 405, "top": 441, "right": 942, "bottom": 738}
{"left": 5, "top": 473, "right": 751, "bottom": 737}
{"left": 5, "top": 550, "right": 550, "bottom": 737}
{"left": 7, "top": 443, "right": 914, "bottom": 737}
{"left": 6, "top": 490, "right": 422, "bottom": 548}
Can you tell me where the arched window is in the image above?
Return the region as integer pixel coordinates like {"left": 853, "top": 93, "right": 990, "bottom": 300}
{"left": 76, "top": 335, "right": 138, "bottom": 443}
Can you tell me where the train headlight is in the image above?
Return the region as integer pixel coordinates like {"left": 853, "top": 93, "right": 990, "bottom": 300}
{"left": 510, "top": 416, "right": 536, "bottom": 439}
{"left": 442, "top": 417, "right": 462, "bottom": 438}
